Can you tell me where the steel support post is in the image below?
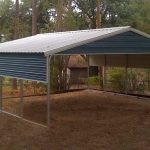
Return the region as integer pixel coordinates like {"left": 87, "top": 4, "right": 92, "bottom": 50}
{"left": 87, "top": 55, "right": 90, "bottom": 89}
{"left": 47, "top": 55, "right": 52, "bottom": 127}
{"left": 19, "top": 79, "right": 24, "bottom": 117}
{"left": 103, "top": 55, "right": 107, "bottom": 91}
{"left": 125, "top": 55, "right": 128, "bottom": 94}
{"left": 0, "top": 77, "right": 3, "bottom": 112}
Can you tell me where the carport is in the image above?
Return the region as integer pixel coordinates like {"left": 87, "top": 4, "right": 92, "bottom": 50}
{"left": 0, "top": 26, "right": 149, "bottom": 127}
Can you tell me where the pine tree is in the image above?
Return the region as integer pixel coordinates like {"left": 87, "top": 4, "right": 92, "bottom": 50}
{"left": 32, "top": 0, "right": 37, "bottom": 35}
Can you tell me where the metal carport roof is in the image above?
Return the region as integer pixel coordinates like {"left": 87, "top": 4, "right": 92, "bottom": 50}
{"left": 0, "top": 26, "right": 149, "bottom": 56}
{"left": 0, "top": 26, "right": 149, "bottom": 83}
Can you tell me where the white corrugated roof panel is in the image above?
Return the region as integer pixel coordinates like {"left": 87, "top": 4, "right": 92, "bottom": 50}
{"left": 1, "top": 26, "right": 148, "bottom": 56}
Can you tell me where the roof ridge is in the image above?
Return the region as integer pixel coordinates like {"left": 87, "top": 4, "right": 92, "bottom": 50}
{"left": 37, "top": 26, "right": 131, "bottom": 36}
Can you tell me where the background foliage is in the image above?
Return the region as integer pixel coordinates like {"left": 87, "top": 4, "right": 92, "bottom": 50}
{"left": 0, "top": 0, "right": 150, "bottom": 42}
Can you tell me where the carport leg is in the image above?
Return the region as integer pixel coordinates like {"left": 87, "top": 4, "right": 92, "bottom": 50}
{"left": 103, "top": 55, "right": 107, "bottom": 91}
{"left": 103, "top": 66, "right": 106, "bottom": 90}
{"left": 19, "top": 79, "right": 24, "bottom": 117}
{"left": 125, "top": 67, "right": 128, "bottom": 94}
{"left": 87, "top": 55, "right": 90, "bottom": 89}
{"left": 0, "top": 77, "right": 2, "bottom": 112}
{"left": 125, "top": 55, "right": 128, "bottom": 94}
{"left": 47, "top": 55, "right": 52, "bottom": 127}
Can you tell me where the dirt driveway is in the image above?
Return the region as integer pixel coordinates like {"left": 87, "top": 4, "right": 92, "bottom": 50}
{"left": 0, "top": 90, "right": 150, "bottom": 150}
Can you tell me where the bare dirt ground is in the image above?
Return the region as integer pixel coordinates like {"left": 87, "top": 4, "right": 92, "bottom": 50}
{"left": 0, "top": 90, "right": 150, "bottom": 150}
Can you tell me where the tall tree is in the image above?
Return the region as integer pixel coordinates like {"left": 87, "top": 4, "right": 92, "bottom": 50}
{"left": 96, "top": 0, "right": 101, "bottom": 28}
{"left": 55, "top": 0, "right": 64, "bottom": 32}
{"left": 75, "top": 0, "right": 97, "bottom": 29}
{"left": 129, "top": 0, "right": 150, "bottom": 34}
{"left": 12, "top": 0, "right": 20, "bottom": 90}
{"left": 31, "top": 0, "right": 38, "bottom": 93}
{"left": 14, "top": 0, "right": 20, "bottom": 39}
{"left": 96, "top": 0, "right": 103, "bottom": 85}
{"left": 32, "top": 0, "right": 37, "bottom": 35}
{"left": 0, "top": 0, "right": 14, "bottom": 41}
{"left": 55, "top": 0, "right": 67, "bottom": 90}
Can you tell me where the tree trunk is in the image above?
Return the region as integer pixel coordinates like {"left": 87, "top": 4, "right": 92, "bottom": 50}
{"left": 55, "top": 0, "right": 64, "bottom": 32}
{"left": 32, "top": 0, "right": 37, "bottom": 35}
{"left": 96, "top": 0, "right": 101, "bottom": 28}
{"left": 14, "top": 0, "right": 19, "bottom": 39}
{"left": 31, "top": 0, "right": 38, "bottom": 93}
{"left": 96, "top": 0, "right": 103, "bottom": 88}
{"left": 12, "top": 0, "right": 20, "bottom": 90}
{"left": 55, "top": 0, "right": 64, "bottom": 90}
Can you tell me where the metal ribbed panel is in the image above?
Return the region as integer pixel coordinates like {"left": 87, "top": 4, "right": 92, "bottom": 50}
{"left": 0, "top": 53, "right": 47, "bottom": 82}
{"left": 0, "top": 27, "right": 131, "bottom": 54}
{"left": 0, "top": 27, "right": 149, "bottom": 55}
{"left": 59, "top": 31, "right": 150, "bottom": 54}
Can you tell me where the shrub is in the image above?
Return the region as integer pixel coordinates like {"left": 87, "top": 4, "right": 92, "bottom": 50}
{"left": 87, "top": 76, "right": 102, "bottom": 87}
{"left": 109, "top": 68, "right": 125, "bottom": 92}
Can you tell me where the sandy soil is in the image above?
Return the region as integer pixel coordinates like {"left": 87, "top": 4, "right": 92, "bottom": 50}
{"left": 0, "top": 90, "right": 150, "bottom": 150}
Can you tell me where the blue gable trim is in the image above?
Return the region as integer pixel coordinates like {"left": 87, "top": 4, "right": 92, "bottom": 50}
{"left": 58, "top": 31, "right": 150, "bottom": 54}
